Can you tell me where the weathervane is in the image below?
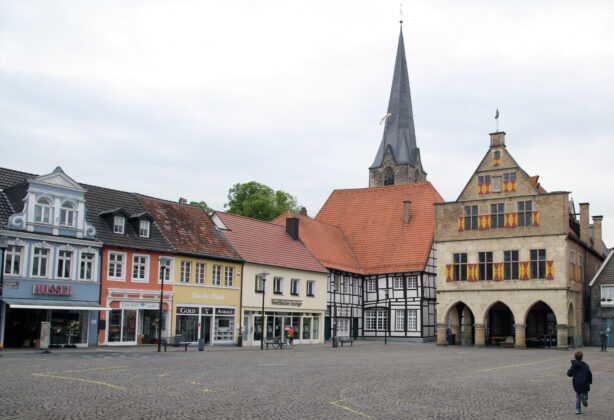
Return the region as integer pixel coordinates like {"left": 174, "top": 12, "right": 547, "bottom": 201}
{"left": 495, "top": 108, "right": 500, "bottom": 132}
{"left": 400, "top": 1, "right": 403, "bottom": 24}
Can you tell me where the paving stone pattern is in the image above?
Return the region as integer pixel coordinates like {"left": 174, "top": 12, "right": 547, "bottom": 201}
{"left": 0, "top": 342, "right": 612, "bottom": 419}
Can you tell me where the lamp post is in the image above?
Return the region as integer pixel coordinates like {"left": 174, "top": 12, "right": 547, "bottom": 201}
{"left": 157, "top": 265, "right": 168, "bottom": 352}
{"left": 0, "top": 236, "right": 8, "bottom": 351}
{"left": 259, "top": 272, "right": 268, "bottom": 350}
{"left": 385, "top": 290, "right": 389, "bottom": 345}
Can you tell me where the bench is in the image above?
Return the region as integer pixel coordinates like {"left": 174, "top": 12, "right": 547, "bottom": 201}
{"left": 338, "top": 336, "right": 355, "bottom": 347}
{"left": 163, "top": 335, "right": 191, "bottom": 351}
{"left": 500, "top": 336, "right": 515, "bottom": 348}
{"left": 264, "top": 336, "right": 283, "bottom": 349}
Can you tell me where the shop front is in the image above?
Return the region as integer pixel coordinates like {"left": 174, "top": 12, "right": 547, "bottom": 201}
{"left": 1, "top": 280, "right": 105, "bottom": 348}
{"left": 174, "top": 305, "right": 237, "bottom": 345}
{"left": 103, "top": 295, "right": 172, "bottom": 345}
{"left": 242, "top": 310, "right": 323, "bottom": 346}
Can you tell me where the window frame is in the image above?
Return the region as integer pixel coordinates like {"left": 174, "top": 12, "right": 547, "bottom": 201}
{"left": 504, "top": 250, "right": 519, "bottom": 280}
{"left": 180, "top": 261, "right": 192, "bottom": 283}
{"left": 34, "top": 197, "right": 52, "bottom": 224}
{"left": 139, "top": 220, "right": 150, "bottom": 238}
{"left": 407, "top": 309, "right": 418, "bottom": 331}
{"left": 393, "top": 276, "right": 404, "bottom": 289}
{"left": 31, "top": 246, "right": 50, "bottom": 278}
{"left": 395, "top": 310, "right": 405, "bottom": 330}
{"left": 407, "top": 275, "right": 417, "bottom": 289}
{"left": 212, "top": 265, "right": 222, "bottom": 286}
{"left": 273, "top": 277, "right": 283, "bottom": 295}
{"left": 79, "top": 251, "right": 95, "bottom": 281}
{"left": 306, "top": 280, "right": 315, "bottom": 297}
{"left": 113, "top": 216, "right": 125, "bottom": 234}
{"left": 530, "top": 249, "right": 547, "bottom": 279}
{"left": 158, "top": 257, "right": 173, "bottom": 284}
{"left": 291, "top": 278, "right": 300, "bottom": 296}
{"left": 255, "top": 274, "right": 265, "bottom": 293}
{"left": 366, "top": 279, "right": 377, "bottom": 292}
{"left": 56, "top": 249, "right": 73, "bottom": 280}
{"left": 59, "top": 201, "right": 76, "bottom": 227}
{"left": 518, "top": 200, "right": 533, "bottom": 227}
{"left": 131, "top": 254, "right": 149, "bottom": 283}
{"left": 490, "top": 203, "right": 505, "bottom": 229}
{"left": 195, "top": 262, "right": 206, "bottom": 284}
{"left": 478, "top": 251, "right": 493, "bottom": 281}
{"left": 224, "top": 266, "right": 234, "bottom": 287}
{"left": 464, "top": 205, "right": 478, "bottom": 230}
{"left": 107, "top": 251, "right": 126, "bottom": 281}
{"left": 453, "top": 253, "right": 467, "bottom": 281}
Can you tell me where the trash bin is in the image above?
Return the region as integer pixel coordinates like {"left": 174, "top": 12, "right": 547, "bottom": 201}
{"left": 198, "top": 338, "right": 205, "bottom": 351}
{"left": 447, "top": 334, "right": 456, "bottom": 345}
{"left": 332, "top": 337, "right": 338, "bottom": 348}
{"left": 237, "top": 333, "right": 243, "bottom": 347}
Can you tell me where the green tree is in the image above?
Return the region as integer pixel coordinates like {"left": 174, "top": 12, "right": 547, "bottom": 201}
{"left": 190, "top": 200, "right": 214, "bottom": 215}
{"left": 224, "top": 181, "right": 300, "bottom": 221}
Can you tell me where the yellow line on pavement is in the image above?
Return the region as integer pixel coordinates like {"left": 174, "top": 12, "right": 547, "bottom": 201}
{"left": 328, "top": 400, "right": 372, "bottom": 419}
{"left": 41, "top": 366, "right": 128, "bottom": 375}
{"left": 33, "top": 373, "right": 126, "bottom": 390}
{"left": 472, "top": 355, "right": 570, "bottom": 373}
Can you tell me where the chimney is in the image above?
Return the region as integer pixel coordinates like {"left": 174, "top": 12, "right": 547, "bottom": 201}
{"left": 300, "top": 207, "right": 307, "bottom": 217}
{"left": 286, "top": 217, "right": 299, "bottom": 240}
{"left": 490, "top": 131, "right": 506, "bottom": 147}
{"left": 178, "top": 197, "right": 188, "bottom": 204}
{"left": 579, "top": 203, "right": 590, "bottom": 245}
{"left": 403, "top": 201, "right": 411, "bottom": 224}
{"left": 592, "top": 215, "right": 603, "bottom": 256}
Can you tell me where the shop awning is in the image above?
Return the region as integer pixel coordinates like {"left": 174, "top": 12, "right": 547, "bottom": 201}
{"left": 2, "top": 298, "right": 111, "bottom": 311}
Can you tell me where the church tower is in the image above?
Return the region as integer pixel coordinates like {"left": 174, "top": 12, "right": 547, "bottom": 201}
{"left": 369, "top": 24, "right": 426, "bottom": 187}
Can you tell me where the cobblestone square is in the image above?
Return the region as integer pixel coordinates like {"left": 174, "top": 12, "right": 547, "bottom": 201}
{"left": 1, "top": 342, "right": 612, "bottom": 419}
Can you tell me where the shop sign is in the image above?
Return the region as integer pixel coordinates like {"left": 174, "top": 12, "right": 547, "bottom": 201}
{"left": 602, "top": 311, "right": 614, "bottom": 318}
{"left": 271, "top": 299, "right": 302, "bottom": 307}
{"left": 33, "top": 284, "right": 72, "bottom": 296}
{"left": 177, "top": 306, "right": 198, "bottom": 315}
{"left": 3, "top": 281, "right": 18, "bottom": 289}
{"left": 215, "top": 308, "right": 235, "bottom": 315}
{"left": 120, "top": 301, "right": 160, "bottom": 310}
{"left": 202, "top": 307, "right": 213, "bottom": 315}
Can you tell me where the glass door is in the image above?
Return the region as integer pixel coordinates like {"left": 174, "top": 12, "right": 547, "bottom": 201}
{"left": 302, "top": 317, "right": 311, "bottom": 342}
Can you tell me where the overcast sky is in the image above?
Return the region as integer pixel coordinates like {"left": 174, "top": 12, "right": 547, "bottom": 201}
{"left": 1, "top": 1, "right": 613, "bottom": 245}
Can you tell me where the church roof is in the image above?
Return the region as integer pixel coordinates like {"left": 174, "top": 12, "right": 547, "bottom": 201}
{"left": 370, "top": 26, "right": 419, "bottom": 169}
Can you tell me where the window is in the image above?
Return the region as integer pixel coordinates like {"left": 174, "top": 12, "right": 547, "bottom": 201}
{"left": 273, "top": 277, "right": 283, "bottom": 294}
{"left": 395, "top": 310, "right": 405, "bottom": 330}
{"left": 503, "top": 172, "right": 516, "bottom": 182}
{"left": 384, "top": 166, "right": 394, "bottom": 186}
{"left": 291, "top": 278, "right": 300, "bottom": 296}
{"left": 79, "top": 252, "right": 94, "bottom": 281}
{"left": 478, "top": 175, "right": 491, "bottom": 184}
{"left": 34, "top": 197, "right": 52, "bottom": 224}
{"left": 4, "top": 245, "right": 23, "bottom": 275}
{"left": 602, "top": 285, "right": 614, "bottom": 300}
{"left": 376, "top": 310, "right": 388, "bottom": 331}
{"left": 196, "top": 263, "right": 206, "bottom": 284}
{"left": 224, "top": 266, "right": 234, "bottom": 287}
{"left": 255, "top": 274, "right": 265, "bottom": 293}
{"left": 367, "top": 279, "right": 377, "bottom": 292}
{"left": 114, "top": 216, "right": 125, "bottom": 234}
{"left": 393, "top": 277, "right": 404, "bottom": 289}
{"left": 490, "top": 203, "right": 505, "bottom": 228}
{"left": 342, "top": 276, "right": 349, "bottom": 294}
{"left": 453, "top": 253, "right": 467, "bottom": 281}
{"left": 407, "top": 276, "right": 417, "bottom": 289}
{"left": 504, "top": 250, "right": 519, "bottom": 280}
{"left": 365, "top": 310, "right": 377, "bottom": 330}
{"left": 32, "top": 247, "right": 49, "bottom": 277}
{"left": 530, "top": 249, "right": 547, "bottom": 279}
{"left": 352, "top": 278, "right": 358, "bottom": 295}
{"left": 407, "top": 310, "right": 418, "bottom": 331}
{"left": 478, "top": 252, "right": 493, "bottom": 281}
{"left": 337, "top": 318, "right": 350, "bottom": 336}
{"left": 493, "top": 150, "right": 501, "bottom": 160}
{"left": 159, "top": 258, "right": 172, "bottom": 283}
{"left": 306, "top": 280, "right": 315, "bottom": 297}
{"left": 57, "top": 250, "right": 73, "bottom": 279}
{"left": 569, "top": 251, "right": 576, "bottom": 282}
{"left": 518, "top": 200, "right": 533, "bottom": 227}
{"left": 212, "top": 265, "right": 222, "bottom": 285}
{"left": 132, "top": 255, "right": 148, "bottom": 282}
{"left": 108, "top": 252, "right": 125, "bottom": 280}
{"left": 180, "top": 261, "right": 191, "bottom": 283}
{"left": 464, "top": 205, "right": 478, "bottom": 230}
{"left": 139, "top": 220, "right": 150, "bottom": 238}
{"left": 59, "top": 201, "right": 76, "bottom": 227}
{"left": 491, "top": 176, "right": 502, "bottom": 192}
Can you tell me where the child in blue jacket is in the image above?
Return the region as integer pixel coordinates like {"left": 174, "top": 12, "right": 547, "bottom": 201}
{"left": 567, "top": 351, "right": 592, "bottom": 414}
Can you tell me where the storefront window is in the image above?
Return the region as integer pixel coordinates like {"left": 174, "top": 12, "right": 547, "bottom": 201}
{"left": 122, "top": 310, "right": 136, "bottom": 342}
{"left": 214, "top": 316, "right": 235, "bottom": 341}
{"left": 302, "top": 318, "right": 311, "bottom": 340}
{"left": 312, "top": 316, "right": 319, "bottom": 339}
{"left": 254, "top": 316, "right": 263, "bottom": 341}
{"left": 176, "top": 315, "right": 198, "bottom": 342}
{"left": 50, "top": 310, "right": 89, "bottom": 347}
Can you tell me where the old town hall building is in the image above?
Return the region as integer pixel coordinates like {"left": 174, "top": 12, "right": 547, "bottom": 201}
{"left": 435, "top": 131, "right": 605, "bottom": 349}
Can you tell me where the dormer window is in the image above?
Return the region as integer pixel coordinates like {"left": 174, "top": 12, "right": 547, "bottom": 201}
{"left": 60, "top": 201, "right": 76, "bottom": 227}
{"left": 114, "top": 216, "right": 125, "bottom": 234}
{"left": 139, "top": 220, "right": 150, "bottom": 238}
{"left": 34, "top": 197, "right": 52, "bottom": 224}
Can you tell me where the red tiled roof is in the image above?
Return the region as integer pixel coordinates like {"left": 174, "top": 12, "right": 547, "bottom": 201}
{"left": 137, "top": 195, "right": 242, "bottom": 261}
{"left": 315, "top": 182, "right": 444, "bottom": 275}
{"left": 272, "top": 212, "right": 364, "bottom": 274}
{"left": 215, "top": 212, "right": 328, "bottom": 274}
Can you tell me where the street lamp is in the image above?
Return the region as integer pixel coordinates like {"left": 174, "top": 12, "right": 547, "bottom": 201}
{"left": 158, "top": 265, "right": 168, "bottom": 352}
{"left": 385, "top": 290, "right": 389, "bottom": 345}
{"left": 0, "top": 236, "right": 8, "bottom": 351}
{"left": 259, "top": 272, "right": 268, "bottom": 350}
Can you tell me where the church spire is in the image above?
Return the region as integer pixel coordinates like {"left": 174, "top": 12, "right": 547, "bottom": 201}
{"left": 369, "top": 23, "right": 426, "bottom": 187}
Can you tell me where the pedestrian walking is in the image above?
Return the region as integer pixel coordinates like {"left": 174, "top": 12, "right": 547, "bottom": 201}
{"left": 567, "top": 351, "right": 592, "bottom": 415}
{"left": 600, "top": 326, "right": 608, "bottom": 352}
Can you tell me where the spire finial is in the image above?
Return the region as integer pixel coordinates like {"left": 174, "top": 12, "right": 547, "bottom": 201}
{"left": 400, "top": 1, "right": 403, "bottom": 25}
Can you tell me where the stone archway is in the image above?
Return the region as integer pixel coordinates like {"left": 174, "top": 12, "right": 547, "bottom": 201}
{"left": 437, "top": 301, "right": 475, "bottom": 346}
{"left": 524, "top": 301, "right": 559, "bottom": 348}
{"left": 484, "top": 301, "right": 515, "bottom": 347}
